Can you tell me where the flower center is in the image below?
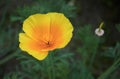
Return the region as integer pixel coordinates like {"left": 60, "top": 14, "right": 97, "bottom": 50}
{"left": 41, "top": 41, "right": 55, "bottom": 51}
{"left": 46, "top": 41, "right": 51, "bottom": 46}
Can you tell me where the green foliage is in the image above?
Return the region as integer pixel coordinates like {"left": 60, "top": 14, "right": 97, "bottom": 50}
{"left": 77, "top": 25, "right": 100, "bottom": 65}
{"left": 0, "top": 27, "right": 18, "bottom": 54}
{"left": 3, "top": 71, "right": 26, "bottom": 79}
{"left": 74, "top": 25, "right": 100, "bottom": 79}
{"left": 3, "top": 50, "right": 74, "bottom": 79}
{"left": 11, "top": 0, "right": 76, "bottom": 22}
{"left": 102, "top": 43, "right": 120, "bottom": 59}
{"left": 97, "top": 42, "right": 120, "bottom": 79}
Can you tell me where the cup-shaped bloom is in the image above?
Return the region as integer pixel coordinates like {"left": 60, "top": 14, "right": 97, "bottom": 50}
{"left": 19, "top": 12, "right": 73, "bottom": 60}
{"left": 95, "top": 28, "right": 104, "bottom": 36}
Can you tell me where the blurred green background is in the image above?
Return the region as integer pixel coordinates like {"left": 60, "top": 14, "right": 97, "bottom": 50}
{"left": 0, "top": 0, "right": 120, "bottom": 79}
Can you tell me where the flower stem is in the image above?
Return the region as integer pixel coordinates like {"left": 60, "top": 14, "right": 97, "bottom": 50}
{"left": 51, "top": 52, "right": 55, "bottom": 79}
{"left": 99, "top": 22, "right": 104, "bottom": 29}
{"left": 97, "top": 58, "right": 120, "bottom": 79}
{"left": 47, "top": 51, "right": 55, "bottom": 79}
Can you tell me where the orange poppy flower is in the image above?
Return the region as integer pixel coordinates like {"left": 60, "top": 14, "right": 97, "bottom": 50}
{"left": 19, "top": 12, "right": 73, "bottom": 60}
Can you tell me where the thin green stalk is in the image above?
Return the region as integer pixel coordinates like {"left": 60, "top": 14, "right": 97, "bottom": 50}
{"left": 99, "top": 22, "right": 104, "bottom": 29}
{"left": 89, "top": 51, "right": 97, "bottom": 68}
{"left": 47, "top": 51, "right": 55, "bottom": 79}
{"left": 97, "top": 58, "right": 120, "bottom": 79}
{"left": 0, "top": 49, "right": 20, "bottom": 65}
{"left": 51, "top": 52, "right": 55, "bottom": 79}
{"left": 87, "top": 43, "right": 99, "bottom": 79}
{"left": 48, "top": 69, "right": 52, "bottom": 79}
{"left": 89, "top": 38, "right": 100, "bottom": 68}
{"left": 47, "top": 55, "right": 52, "bottom": 79}
{"left": 86, "top": 52, "right": 97, "bottom": 79}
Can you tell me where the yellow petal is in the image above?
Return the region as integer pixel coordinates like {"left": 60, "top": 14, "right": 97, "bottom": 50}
{"left": 19, "top": 33, "right": 48, "bottom": 52}
{"left": 19, "top": 33, "right": 38, "bottom": 51}
{"left": 19, "top": 33, "right": 48, "bottom": 60}
{"left": 23, "top": 14, "right": 50, "bottom": 41}
{"left": 47, "top": 13, "right": 73, "bottom": 48}
{"left": 27, "top": 50, "right": 48, "bottom": 60}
